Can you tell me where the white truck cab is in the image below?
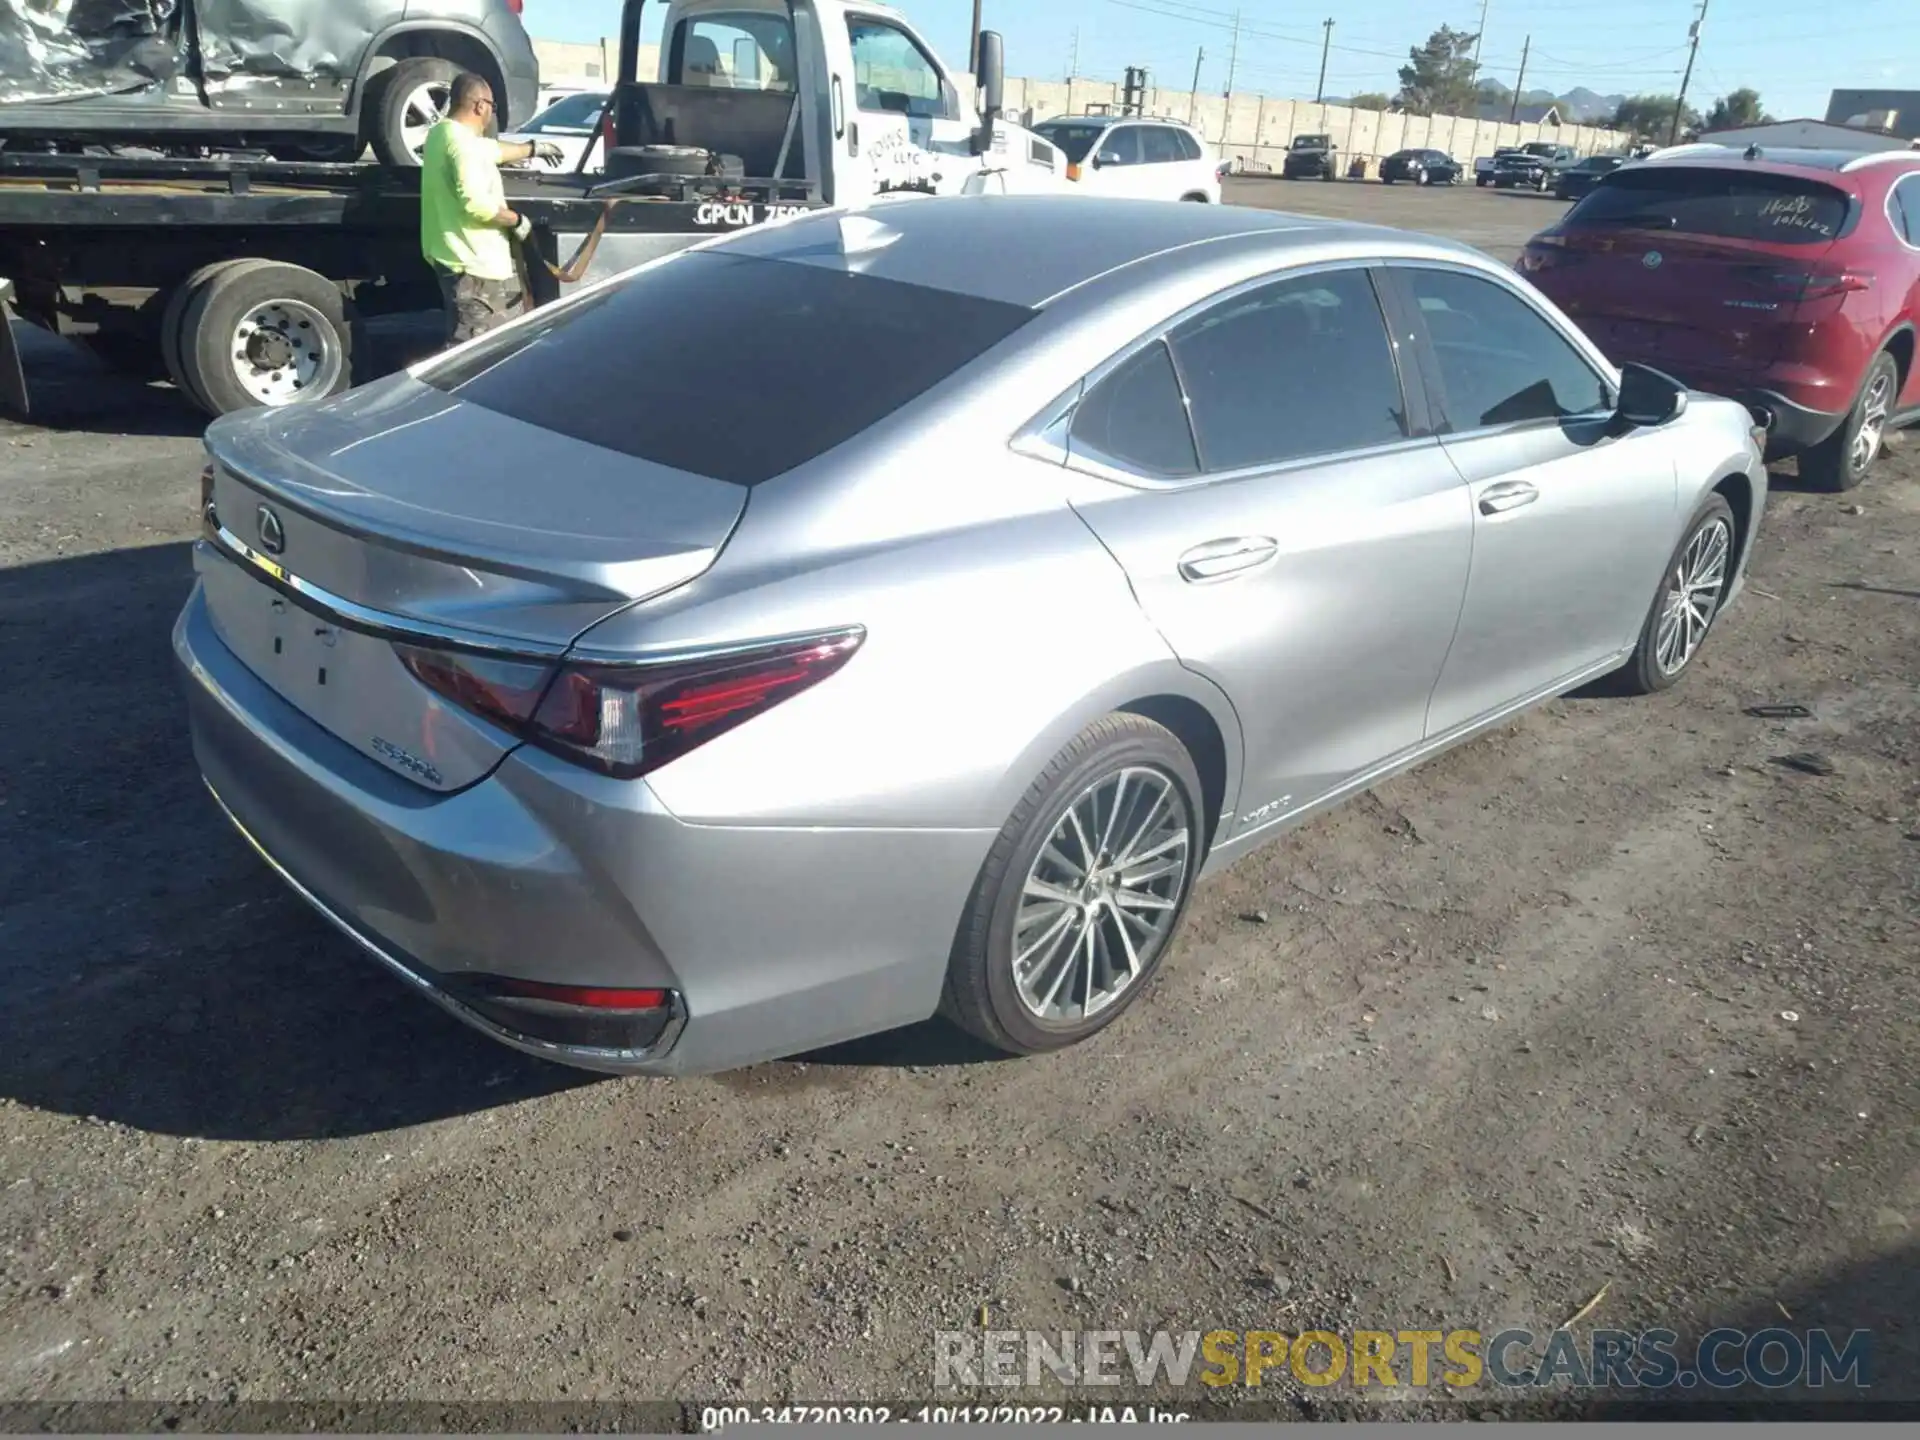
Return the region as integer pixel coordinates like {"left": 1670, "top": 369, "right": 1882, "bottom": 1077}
{"left": 645, "top": 0, "right": 1068, "bottom": 203}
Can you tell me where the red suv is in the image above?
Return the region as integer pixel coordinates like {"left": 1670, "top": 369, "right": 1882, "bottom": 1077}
{"left": 1518, "top": 147, "right": 1920, "bottom": 490}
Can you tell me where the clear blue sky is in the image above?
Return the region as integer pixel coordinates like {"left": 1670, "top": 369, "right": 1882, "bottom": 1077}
{"left": 524, "top": 0, "right": 1908, "bottom": 121}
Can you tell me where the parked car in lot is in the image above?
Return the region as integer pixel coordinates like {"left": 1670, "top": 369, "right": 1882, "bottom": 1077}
{"left": 501, "top": 89, "right": 611, "bottom": 173}
{"left": 1476, "top": 146, "right": 1523, "bottom": 186}
{"left": 1554, "top": 153, "right": 1628, "bottom": 200}
{"left": 1033, "top": 114, "right": 1221, "bottom": 201}
{"left": 178, "top": 196, "right": 1768, "bottom": 1076}
{"left": 1381, "top": 148, "right": 1462, "bottom": 185}
{"left": 1495, "top": 143, "right": 1579, "bottom": 190}
{"left": 1519, "top": 146, "right": 1920, "bottom": 490}
{"left": 1282, "top": 133, "right": 1341, "bottom": 179}
{"left": 0, "top": 0, "right": 540, "bottom": 167}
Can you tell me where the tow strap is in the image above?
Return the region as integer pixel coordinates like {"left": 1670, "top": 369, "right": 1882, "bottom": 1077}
{"left": 510, "top": 200, "right": 619, "bottom": 307}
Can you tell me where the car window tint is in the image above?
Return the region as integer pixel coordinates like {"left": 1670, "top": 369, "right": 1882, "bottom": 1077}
{"left": 1402, "top": 268, "right": 1611, "bottom": 429}
{"left": 423, "top": 253, "right": 1034, "bottom": 485}
{"left": 1140, "top": 127, "right": 1184, "bottom": 164}
{"left": 1564, "top": 167, "right": 1849, "bottom": 245}
{"left": 1168, "top": 268, "right": 1407, "bottom": 472}
{"left": 1893, "top": 174, "right": 1920, "bottom": 245}
{"left": 845, "top": 17, "right": 954, "bottom": 119}
{"left": 1177, "top": 130, "right": 1204, "bottom": 161}
{"left": 1070, "top": 341, "right": 1199, "bottom": 479}
{"left": 1036, "top": 120, "right": 1106, "bottom": 163}
{"left": 1096, "top": 127, "right": 1140, "bottom": 165}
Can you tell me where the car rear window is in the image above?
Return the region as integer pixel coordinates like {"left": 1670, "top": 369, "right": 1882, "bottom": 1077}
{"left": 422, "top": 253, "right": 1035, "bottom": 485}
{"left": 1564, "top": 168, "right": 1852, "bottom": 245}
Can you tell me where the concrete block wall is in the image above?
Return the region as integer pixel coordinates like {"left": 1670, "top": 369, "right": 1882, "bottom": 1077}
{"left": 531, "top": 37, "right": 1627, "bottom": 163}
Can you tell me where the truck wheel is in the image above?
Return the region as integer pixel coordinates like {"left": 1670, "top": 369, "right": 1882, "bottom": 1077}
{"left": 178, "top": 262, "right": 352, "bottom": 418}
{"left": 369, "top": 57, "right": 459, "bottom": 167}
{"left": 163, "top": 260, "right": 256, "bottom": 411}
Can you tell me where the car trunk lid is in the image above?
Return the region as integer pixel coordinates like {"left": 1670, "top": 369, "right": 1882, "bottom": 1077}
{"left": 199, "top": 375, "right": 747, "bottom": 791}
{"left": 1527, "top": 166, "right": 1855, "bottom": 380}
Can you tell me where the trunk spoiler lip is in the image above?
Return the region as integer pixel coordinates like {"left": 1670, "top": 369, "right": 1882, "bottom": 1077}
{"left": 202, "top": 517, "right": 865, "bottom": 674}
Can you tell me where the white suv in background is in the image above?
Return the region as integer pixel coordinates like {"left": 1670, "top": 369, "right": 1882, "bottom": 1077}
{"left": 1032, "top": 114, "right": 1222, "bottom": 202}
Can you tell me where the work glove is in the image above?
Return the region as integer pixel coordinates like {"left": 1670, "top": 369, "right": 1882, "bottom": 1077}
{"left": 532, "top": 141, "right": 566, "bottom": 165}
{"left": 511, "top": 214, "right": 535, "bottom": 243}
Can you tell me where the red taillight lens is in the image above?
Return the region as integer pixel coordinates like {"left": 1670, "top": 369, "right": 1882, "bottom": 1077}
{"left": 504, "top": 0, "right": 522, "bottom": 12}
{"left": 482, "top": 978, "right": 668, "bottom": 1011}
{"left": 1759, "top": 269, "right": 1873, "bottom": 300}
{"left": 395, "top": 646, "right": 556, "bottom": 732}
{"left": 528, "top": 630, "right": 864, "bottom": 779}
{"left": 397, "top": 629, "right": 864, "bottom": 780}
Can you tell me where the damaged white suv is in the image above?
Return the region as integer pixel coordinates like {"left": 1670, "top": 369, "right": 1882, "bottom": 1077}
{"left": 0, "top": 0, "right": 539, "bottom": 166}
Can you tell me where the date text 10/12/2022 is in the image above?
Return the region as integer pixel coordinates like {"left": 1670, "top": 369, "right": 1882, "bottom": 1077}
{"left": 701, "top": 1407, "right": 1191, "bottom": 1428}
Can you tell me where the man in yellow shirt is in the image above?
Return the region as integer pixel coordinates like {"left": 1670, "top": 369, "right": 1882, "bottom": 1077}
{"left": 420, "top": 73, "right": 562, "bottom": 345}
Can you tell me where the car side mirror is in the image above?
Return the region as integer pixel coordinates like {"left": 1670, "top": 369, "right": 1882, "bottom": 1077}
{"left": 1617, "top": 361, "right": 1688, "bottom": 428}
{"left": 971, "top": 29, "right": 1004, "bottom": 155}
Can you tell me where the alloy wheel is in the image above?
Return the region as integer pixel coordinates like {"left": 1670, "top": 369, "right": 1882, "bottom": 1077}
{"left": 402, "top": 81, "right": 453, "bottom": 162}
{"left": 1654, "top": 517, "right": 1732, "bottom": 677}
{"left": 1851, "top": 370, "right": 1893, "bottom": 477}
{"left": 1011, "top": 767, "right": 1191, "bottom": 1024}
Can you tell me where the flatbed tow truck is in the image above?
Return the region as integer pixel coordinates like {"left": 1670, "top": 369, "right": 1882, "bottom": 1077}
{"left": 0, "top": 0, "right": 1064, "bottom": 419}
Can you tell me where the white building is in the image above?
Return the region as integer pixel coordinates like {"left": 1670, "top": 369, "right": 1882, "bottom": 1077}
{"left": 1697, "top": 117, "right": 1909, "bottom": 152}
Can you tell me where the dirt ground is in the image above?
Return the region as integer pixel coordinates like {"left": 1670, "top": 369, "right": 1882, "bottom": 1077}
{"left": 0, "top": 179, "right": 1915, "bottom": 1425}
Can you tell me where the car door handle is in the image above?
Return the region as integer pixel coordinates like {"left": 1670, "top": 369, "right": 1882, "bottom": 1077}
{"left": 1178, "top": 537, "right": 1278, "bottom": 583}
{"left": 1478, "top": 481, "right": 1540, "bottom": 516}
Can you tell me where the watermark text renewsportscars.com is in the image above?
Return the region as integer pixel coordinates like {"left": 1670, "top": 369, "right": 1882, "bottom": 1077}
{"left": 935, "top": 1327, "right": 1872, "bottom": 1392}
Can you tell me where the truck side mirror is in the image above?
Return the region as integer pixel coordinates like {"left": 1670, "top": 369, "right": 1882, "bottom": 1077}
{"left": 972, "top": 29, "right": 1004, "bottom": 155}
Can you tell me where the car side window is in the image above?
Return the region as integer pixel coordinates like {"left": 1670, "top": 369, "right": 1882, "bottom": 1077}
{"left": 1400, "top": 267, "right": 1612, "bottom": 430}
{"left": 1176, "top": 130, "right": 1204, "bottom": 162}
{"left": 1167, "top": 268, "right": 1409, "bottom": 472}
{"left": 845, "top": 16, "right": 957, "bottom": 120}
{"left": 1069, "top": 340, "right": 1200, "bottom": 479}
{"left": 673, "top": 13, "right": 798, "bottom": 91}
{"left": 1892, "top": 174, "right": 1920, "bottom": 246}
{"left": 1140, "top": 127, "right": 1184, "bottom": 165}
{"left": 1096, "top": 127, "right": 1140, "bottom": 166}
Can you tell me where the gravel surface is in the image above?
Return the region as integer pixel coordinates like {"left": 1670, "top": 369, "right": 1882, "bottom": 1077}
{"left": 1, "top": 180, "right": 1915, "bottom": 1423}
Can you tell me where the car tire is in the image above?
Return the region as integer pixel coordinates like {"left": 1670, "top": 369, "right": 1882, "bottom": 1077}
{"left": 1612, "top": 494, "right": 1738, "bottom": 696}
{"left": 1381, "top": 175, "right": 1394, "bottom": 185}
{"left": 940, "top": 713, "right": 1204, "bottom": 1057}
{"left": 178, "top": 261, "right": 352, "bottom": 418}
{"left": 368, "top": 56, "right": 460, "bottom": 168}
{"left": 1798, "top": 351, "right": 1899, "bottom": 493}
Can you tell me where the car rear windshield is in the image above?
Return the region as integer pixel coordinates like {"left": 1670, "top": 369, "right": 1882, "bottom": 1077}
{"left": 1294, "top": 135, "right": 1330, "bottom": 149}
{"left": 1564, "top": 168, "right": 1852, "bottom": 245}
{"left": 521, "top": 92, "right": 609, "bottom": 133}
{"left": 422, "top": 253, "right": 1036, "bottom": 485}
{"left": 1035, "top": 121, "right": 1107, "bottom": 163}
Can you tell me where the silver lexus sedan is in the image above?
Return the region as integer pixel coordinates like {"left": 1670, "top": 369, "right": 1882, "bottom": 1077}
{"left": 175, "top": 196, "right": 1769, "bottom": 1076}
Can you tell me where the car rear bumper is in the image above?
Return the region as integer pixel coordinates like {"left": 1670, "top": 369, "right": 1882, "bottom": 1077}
{"left": 174, "top": 581, "right": 993, "bottom": 1076}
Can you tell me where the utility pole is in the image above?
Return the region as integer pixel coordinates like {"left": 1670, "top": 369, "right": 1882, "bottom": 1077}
{"left": 1067, "top": 27, "right": 1079, "bottom": 80}
{"left": 969, "top": 0, "right": 982, "bottom": 73}
{"left": 1470, "top": 0, "right": 1490, "bottom": 87}
{"left": 1508, "top": 35, "right": 1529, "bottom": 122}
{"left": 1315, "top": 19, "right": 1333, "bottom": 103}
{"left": 1188, "top": 46, "right": 1204, "bottom": 123}
{"left": 1669, "top": 0, "right": 1708, "bottom": 145}
{"left": 1224, "top": 10, "right": 1241, "bottom": 97}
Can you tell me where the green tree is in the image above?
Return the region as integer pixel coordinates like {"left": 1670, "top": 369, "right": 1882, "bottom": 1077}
{"left": 1705, "top": 88, "right": 1769, "bottom": 130}
{"left": 1612, "top": 93, "right": 1701, "bottom": 141}
{"left": 1348, "top": 92, "right": 1391, "bottom": 111}
{"left": 1395, "top": 26, "right": 1480, "bottom": 116}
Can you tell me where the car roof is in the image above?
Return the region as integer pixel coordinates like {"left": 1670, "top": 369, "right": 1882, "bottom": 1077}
{"left": 1637, "top": 144, "right": 1920, "bottom": 183}
{"left": 1036, "top": 114, "right": 1196, "bottom": 132}
{"left": 710, "top": 195, "right": 1483, "bottom": 308}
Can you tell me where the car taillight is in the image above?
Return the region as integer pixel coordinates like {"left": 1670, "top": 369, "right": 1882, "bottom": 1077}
{"left": 1066, "top": 162, "right": 1082, "bottom": 182}
{"left": 504, "top": 0, "right": 522, "bottom": 12}
{"left": 397, "top": 629, "right": 864, "bottom": 780}
{"left": 1764, "top": 269, "right": 1873, "bottom": 300}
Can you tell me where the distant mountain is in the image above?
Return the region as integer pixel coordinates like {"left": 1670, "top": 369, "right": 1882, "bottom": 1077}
{"left": 1474, "top": 79, "right": 1625, "bottom": 123}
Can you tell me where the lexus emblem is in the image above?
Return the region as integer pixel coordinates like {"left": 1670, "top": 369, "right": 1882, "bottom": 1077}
{"left": 256, "top": 505, "right": 286, "bottom": 556}
{"left": 1643, "top": 250, "right": 1663, "bottom": 270}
